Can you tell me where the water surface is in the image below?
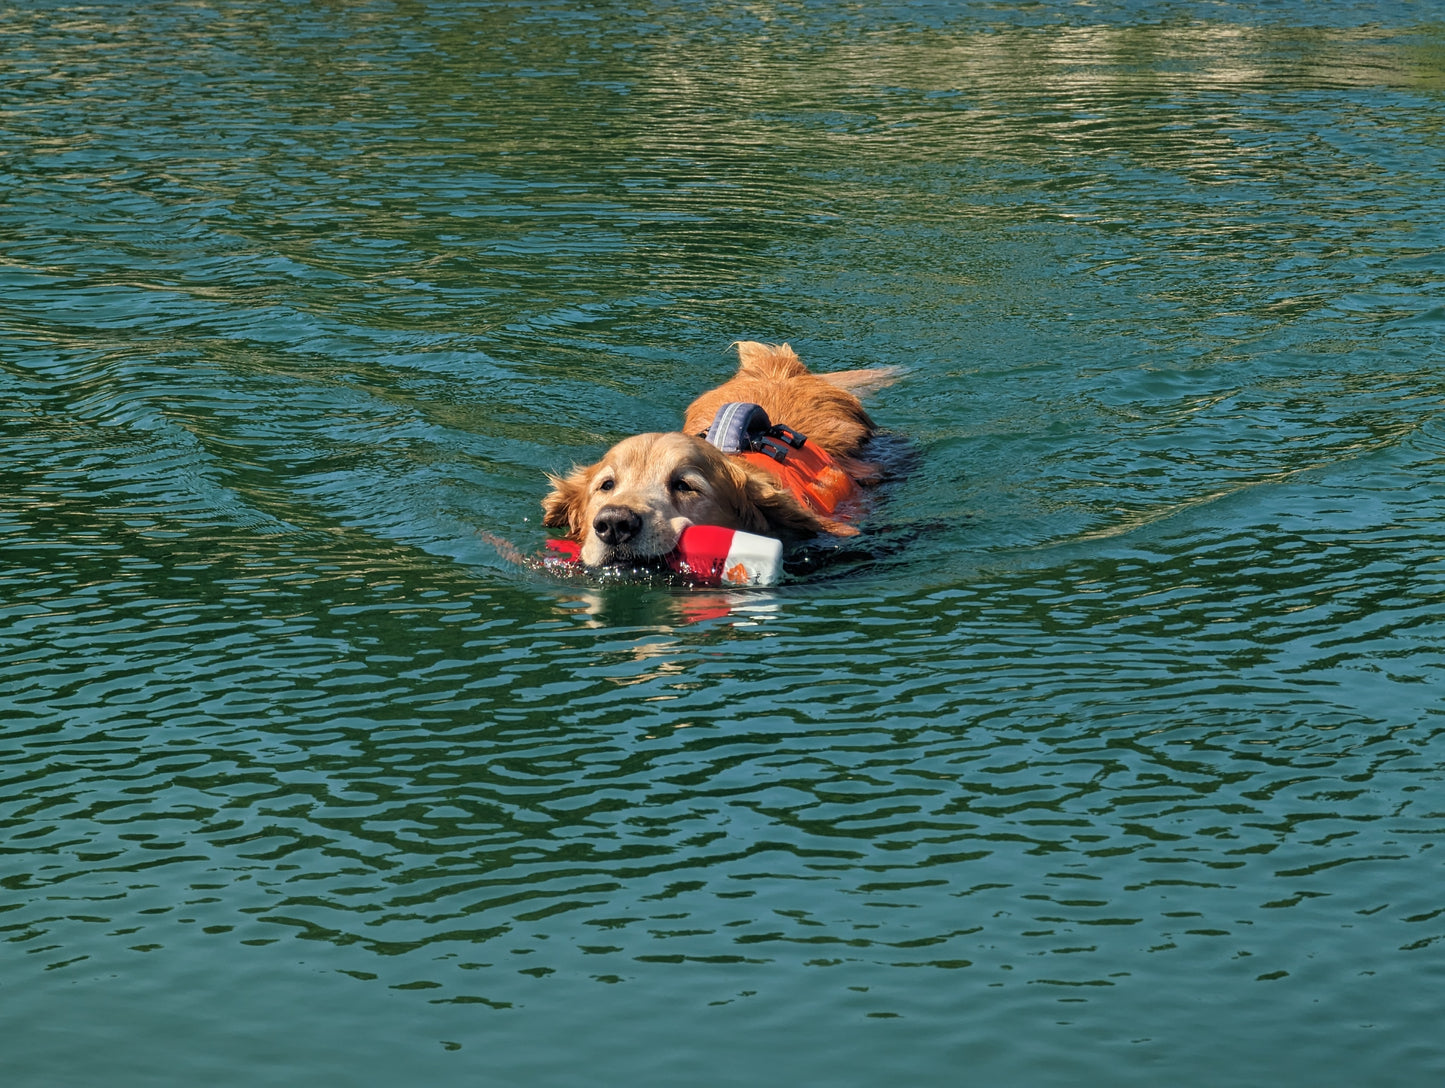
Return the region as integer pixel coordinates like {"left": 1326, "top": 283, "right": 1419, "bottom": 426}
{"left": 3, "top": 2, "right": 1444, "bottom": 1085}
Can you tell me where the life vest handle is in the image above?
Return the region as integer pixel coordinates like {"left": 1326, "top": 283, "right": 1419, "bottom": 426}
{"left": 704, "top": 402, "right": 810, "bottom": 461}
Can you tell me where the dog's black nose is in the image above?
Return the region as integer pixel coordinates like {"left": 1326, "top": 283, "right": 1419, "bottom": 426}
{"left": 593, "top": 505, "right": 641, "bottom": 547}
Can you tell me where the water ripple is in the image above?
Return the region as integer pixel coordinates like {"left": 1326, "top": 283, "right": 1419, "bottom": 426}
{"left": 4, "top": 3, "right": 1445, "bottom": 1084}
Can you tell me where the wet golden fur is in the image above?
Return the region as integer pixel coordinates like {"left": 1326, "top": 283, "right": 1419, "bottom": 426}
{"left": 543, "top": 342, "right": 896, "bottom": 566}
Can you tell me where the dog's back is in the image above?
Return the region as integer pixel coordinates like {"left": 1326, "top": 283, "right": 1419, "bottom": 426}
{"left": 682, "top": 342, "right": 878, "bottom": 466}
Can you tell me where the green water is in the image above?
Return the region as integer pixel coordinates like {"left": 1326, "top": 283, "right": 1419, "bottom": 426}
{"left": 3, "top": 2, "right": 1444, "bottom": 1084}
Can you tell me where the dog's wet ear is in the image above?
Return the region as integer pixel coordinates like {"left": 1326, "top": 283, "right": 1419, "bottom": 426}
{"left": 542, "top": 466, "right": 591, "bottom": 536}
{"left": 725, "top": 460, "right": 859, "bottom": 539}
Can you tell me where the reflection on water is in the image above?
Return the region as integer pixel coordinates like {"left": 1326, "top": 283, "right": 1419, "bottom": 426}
{"left": 2, "top": 2, "right": 1444, "bottom": 1085}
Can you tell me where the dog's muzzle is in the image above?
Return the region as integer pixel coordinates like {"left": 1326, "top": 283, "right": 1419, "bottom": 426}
{"left": 593, "top": 505, "right": 642, "bottom": 549}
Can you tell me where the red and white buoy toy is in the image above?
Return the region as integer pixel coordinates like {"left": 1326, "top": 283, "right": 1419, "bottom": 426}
{"left": 666, "top": 524, "right": 782, "bottom": 586}
{"left": 545, "top": 524, "right": 783, "bottom": 586}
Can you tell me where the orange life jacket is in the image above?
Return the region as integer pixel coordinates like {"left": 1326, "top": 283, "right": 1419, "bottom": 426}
{"left": 737, "top": 441, "right": 859, "bottom": 516}
{"left": 704, "top": 400, "right": 860, "bottom": 517}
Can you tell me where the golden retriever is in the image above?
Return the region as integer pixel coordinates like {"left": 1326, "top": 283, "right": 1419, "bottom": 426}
{"left": 542, "top": 341, "right": 895, "bottom": 567}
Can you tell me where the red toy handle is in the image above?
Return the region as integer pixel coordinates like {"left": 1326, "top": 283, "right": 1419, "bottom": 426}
{"left": 544, "top": 539, "right": 582, "bottom": 563}
{"left": 544, "top": 526, "right": 781, "bottom": 585}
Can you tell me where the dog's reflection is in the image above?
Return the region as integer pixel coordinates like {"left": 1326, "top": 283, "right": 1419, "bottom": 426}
{"left": 555, "top": 586, "right": 781, "bottom": 629}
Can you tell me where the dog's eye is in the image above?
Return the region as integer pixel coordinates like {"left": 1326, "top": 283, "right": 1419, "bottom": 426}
{"left": 598, "top": 479, "right": 615, "bottom": 492}
{"left": 670, "top": 478, "right": 696, "bottom": 494}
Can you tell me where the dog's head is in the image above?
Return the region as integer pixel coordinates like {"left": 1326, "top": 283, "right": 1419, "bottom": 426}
{"left": 542, "top": 431, "right": 855, "bottom": 567}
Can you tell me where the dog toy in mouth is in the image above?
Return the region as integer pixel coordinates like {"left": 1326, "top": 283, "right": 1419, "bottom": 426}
{"left": 546, "top": 524, "right": 783, "bottom": 586}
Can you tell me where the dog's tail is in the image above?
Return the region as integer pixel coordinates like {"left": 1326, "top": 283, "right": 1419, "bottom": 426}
{"left": 734, "top": 341, "right": 904, "bottom": 398}
{"left": 821, "top": 366, "right": 905, "bottom": 397}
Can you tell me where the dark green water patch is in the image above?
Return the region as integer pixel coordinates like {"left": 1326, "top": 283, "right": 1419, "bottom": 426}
{"left": 3, "top": 3, "right": 1444, "bottom": 1085}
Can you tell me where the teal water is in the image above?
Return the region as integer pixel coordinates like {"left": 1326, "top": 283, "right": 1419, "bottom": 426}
{"left": 3, "top": 2, "right": 1444, "bottom": 1084}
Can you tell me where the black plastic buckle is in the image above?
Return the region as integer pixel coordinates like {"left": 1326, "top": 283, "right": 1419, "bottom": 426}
{"left": 768, "top": 423, "right": 807, "bottom": 449}
{"left": 752, "top": 436, "right": 792, "bottom": 461}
